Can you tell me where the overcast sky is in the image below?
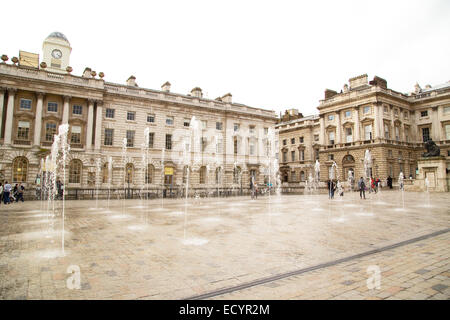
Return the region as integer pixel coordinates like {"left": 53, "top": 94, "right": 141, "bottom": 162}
{"left": 1, "top": 0, "right": 449, "bottom": 116}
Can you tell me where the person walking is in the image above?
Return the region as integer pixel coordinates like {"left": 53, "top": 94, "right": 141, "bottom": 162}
{"left": 358, "top": 177, "right": 366, "bottom": 199}
{"left": 254, "top": 183, "right": 258, "bottom": 199}
{"left": 3, "top": 181, "right": 12, "bottom": 204}
{"left": 16, "top": 183, "right": 25, "bottom": 202}
{"left": 0, "top": 183, "right": 3, "bottom": 206}
{"left": 387, "top": 176, "right": 393, "bottom": 189}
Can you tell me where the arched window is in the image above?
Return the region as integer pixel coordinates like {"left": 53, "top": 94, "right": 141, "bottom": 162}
{"left": 233, "top": 166, "right": 241, "bottom": 184}
{"left": 145, "top": 164, "right": 154, "bottom": 184}
{"left": 102, "top": 163, "right": 109, "bottom": 184}
{"left": 12, "top": 157, "right": 28, "bottom": 182}
{"left": 215, "top": 167, "right": 221, "bottom": 184}
{"left": 69, "top": 159, "right": 82, "bottom": 183}
{"left": 125, "top": 163, "right": 134, "bottom": 184}
{"left": 300, "top": 171, "right": 305, "bottom": 181}
{"left": 199, "top": 166, "right": 207, "bottom": 184}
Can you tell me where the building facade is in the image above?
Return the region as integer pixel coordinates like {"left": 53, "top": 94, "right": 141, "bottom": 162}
{"left": 0, "top": 32, "right": 278, "bottom": 198}
{"left": 277, "top": 74, "right": 450, "bottom": 188}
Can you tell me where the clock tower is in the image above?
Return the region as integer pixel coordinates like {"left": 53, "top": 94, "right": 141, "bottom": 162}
{"left": 42, "top": 31, "right": 72, "bottom": 73}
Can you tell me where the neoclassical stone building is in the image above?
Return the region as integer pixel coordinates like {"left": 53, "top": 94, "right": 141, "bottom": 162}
{"left": 0, "top": 32, "right": 278, "bottom": 197}
{"left": 277, "top": 74, "right": 450, "bottom": 188}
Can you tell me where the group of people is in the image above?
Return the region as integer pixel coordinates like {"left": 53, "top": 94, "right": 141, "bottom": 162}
{"left": 0, "top": 182, "right": 25, "bottom": 205}
{"left": 327, "top": 180, "right": 344, "bottom": 199}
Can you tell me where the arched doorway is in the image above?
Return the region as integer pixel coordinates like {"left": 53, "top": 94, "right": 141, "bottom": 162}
{"left": 342, "top": 154, "right": 355, "bottom": 180}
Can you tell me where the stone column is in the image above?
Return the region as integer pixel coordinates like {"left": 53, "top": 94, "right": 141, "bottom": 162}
{"left": 390, "top": 105, "right": 395, "bottom": 140}
{"left": 319, "top": 115, "right": 325, "bottom": 145}
{"left": 373, "top": 103, "right": 380, "bottom": 139}
{"left": 354, "top": 106, "right": 360, "bottom": 142}
{"left": 94, "top": 101, "right": 103, "bottom": 150}
{"left": 431, "top": 106, "right": 440, "bottom": 142}
{"left": 335, "top": 112, "right": 341, "bottom": 144}
{"left": 62, "top": 95, "right": 71, "bottom": 124}
{"left": 86, "top": 99, "right": 94, "bottom": 149}
{"left": 33, "top": 92, "right": 45, "bottom": 147}
{"left": 4, "top": 88, "right": 16, "bottom": 145}
{"left": 0, "top": 88, "right": 5, "bottom": 138}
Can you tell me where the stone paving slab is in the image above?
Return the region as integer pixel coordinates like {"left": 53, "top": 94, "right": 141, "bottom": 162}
{"left": 0, "top": 191, "right": 449, "bottom": 300}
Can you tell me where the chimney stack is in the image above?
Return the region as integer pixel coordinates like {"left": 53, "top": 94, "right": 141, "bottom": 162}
{"left": 161, "top": 81, "right": 171, "bottom": 92}
{"left": 191, "top": 87, "right": 203, "bottom": 98}
{"left": 127, "top": 75, "right": 137, "bottom": 87}
{"left": 221, "top": 93, "right": 232, "bottom": 103}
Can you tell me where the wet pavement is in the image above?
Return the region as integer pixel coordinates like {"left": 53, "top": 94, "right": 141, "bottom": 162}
{"left": 0, "top": 190, "right": 449, "bottom": 299}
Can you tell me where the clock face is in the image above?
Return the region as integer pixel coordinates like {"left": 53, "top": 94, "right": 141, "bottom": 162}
{"left": 52, "top": 49, "right": 62, "bottom": 59}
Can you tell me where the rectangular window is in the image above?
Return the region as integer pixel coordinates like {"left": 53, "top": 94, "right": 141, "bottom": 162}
{"left": 364, "top": 124, "right": 372, "bottom": 140}
{"left": 394, "top": 108, "right": 399, "bottom": 116}
{"left": 166, "top": 116, "right": 174, "bottom": 125}
{"left": 249, "top": 125, "right": 255, "bottom": 134}
{"left": 398, "top": 151, "right": 403, "bottom": 159}
{"left": 216, "top": 138, "right": 223, "bottom": 153}
{"left": 127, "top": 111, "right": 135, "bottom": 121}
{"left": 445, "top": 124, "right": 450, "bottom": 140}
{"left": 421, "top": 110, "right": 428, "bottom": 117}
{"left": 328, "top": 131, "right": 335, "bottom": 144}
{"left": 328, "top": 115, "right": 334, "bottom": 121}
{"left": 17, "top": 121, "right": 30, "bottom": 140}
{"left": 384, "top": 124, "right": 390, "bottom": 139}
{"left": 384, "top": 106, "right": 388, "bottom": 113}
{"left": 404, "top": 111, "right": 409, "bottom": 119}
{"left": 45, "top": 122, "right": 57, "bottom": 142}
{"left": 422, "top": 127, "right": 430, "bottom": 142}
{"left": 395, "top": 126, "right": 400, "bottom": 141}
{"left": 145, "top": 114, "right": 154, "bottom": 123}
{"left": 72, "top": 105, "right": 82, "bottom": 115}
{"left": 283, "top": 139, "right": 287, "bottom": 146}
{"left": 345, "top": 110, "right": 352, "bottom": 118}
{"left": 148, "top": 132, "right": 154, "bottom": 148}
{"left": 444, "top": 106, "right": 450, "bottom": 114}
{"left": 388, "top": 149, "right": 393, "bottom": 158}
{"left": 291, "top": 150, "right": 295, "bottom": 161}
{"left": 234, "top": 138, "right": 238, "bottom": 155}
{"left": 328, "top": 154, "right": 334, "bottom": 161}
{"left": 299, "top": 150, "right": 305, "bottom": 161}
{"left": 405, "top": 127, "right": 410, "bottom": 142}
{"left": 234, "top": 123, "right": 240, "bottom": 132}
{"left": 346, "top": 127, "right": 352, "bottom": 143}
{"left": 216, "top": 122, "right": 223, "bottom": 130}
{"left": 126, "top": 130, "right": 135, "bottom": 147}
{"left": 291, "top": 138, "right": 295, "bottom": 144}
{"left": 201, "top": 120, "right": 207, "bottom": 129}
{"left": 20, "top": 99, "right": 32, "bottom": 110}
{"left": 201, "top": 137, "right": 207, "bottom": 152}
{"left": 105, "top": 108, "right": 115, "bottom": 118}
{"left": 165, "top": 134, "right": 172, "bottom": 150}
{"left": 104, "top": 128, "right": 114, "bottom": 146}
{"left": 250, "top": 142, "right": 255, "bottom": 156}
{"left": 282, "top": 151, "right": 287, "bottom": 163}
{"left": 47, "top": 102, "right": 58, "bottom": 112}
{"left": 184, "top": 119, "right": 190, "bottom": 127}
{"left": 70, "top": 126, "right": 81, "bottom": 144}
{"left": 363, "top": 106, "right": 370, "bottom": 114}
{"left": 264, "top": 127, "right": 268, "bottom": 135}
{"left": 300, "top": 137, "right": 304, "bottom": 143}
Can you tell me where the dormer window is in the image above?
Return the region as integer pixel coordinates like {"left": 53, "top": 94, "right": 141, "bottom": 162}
{"left": 328, "top": 115, "right": 334, "bottom": 121}
{"left": 421, "top": 110, "right": 428, "bottom": 117}
{"left": 345, "top": 110, "right": 352, "bottom": 118}
{"left": 363, "top": 106, "right": 371, "bottom": 114}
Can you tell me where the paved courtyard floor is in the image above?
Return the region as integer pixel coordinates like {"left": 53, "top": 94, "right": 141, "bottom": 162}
{"left": 0, "top": 190, "right": 449, "bottom": 300}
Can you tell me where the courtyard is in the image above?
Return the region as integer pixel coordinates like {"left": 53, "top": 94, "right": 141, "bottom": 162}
{"left": 0, "top": 190, "right": 449, "bottom": 300}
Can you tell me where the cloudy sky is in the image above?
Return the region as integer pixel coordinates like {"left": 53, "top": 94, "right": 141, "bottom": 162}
{"left": 1, "top": 0, "right": 449, "bottom": 116}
